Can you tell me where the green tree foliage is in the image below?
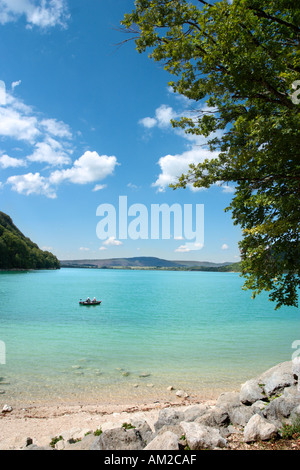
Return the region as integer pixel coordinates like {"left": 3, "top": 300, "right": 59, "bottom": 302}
{"left": 0, "top": 212, "right": 60, "bottom": 270}
{"left": 122, "top": 0, "right": 300, "bottom": 309}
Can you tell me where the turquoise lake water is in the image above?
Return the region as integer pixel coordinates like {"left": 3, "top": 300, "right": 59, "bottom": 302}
{"left": 0, "top": 268, "right": 299, "bottom": 406}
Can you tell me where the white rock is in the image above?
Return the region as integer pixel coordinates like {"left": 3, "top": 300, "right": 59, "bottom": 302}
{"left": 144, "top": 431, "right": 179, "bottom": 450}
{"left": 180, "top": 421, "right": 227, "bottom": 450}
{"left": 240, "top": 379, "right": 265, "bottom": 405}
{"left": 61, "top": 428, "right": 92, "bottom": 442}
{"left": 243, "top": 414, "right": 278, "bottom": 443}
{"left": 176, "top": 390, "right": 189, "bottom": 398}
{"left": 2, "top": 404, "right": 12, "bottom": 413}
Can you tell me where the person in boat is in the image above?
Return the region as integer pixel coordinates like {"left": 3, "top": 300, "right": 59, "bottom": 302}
{"left": 93, "top": 297, "right": 97, "bottom": 303}
{"left": 86, "top": 297, "right": 91, "bottom": 303}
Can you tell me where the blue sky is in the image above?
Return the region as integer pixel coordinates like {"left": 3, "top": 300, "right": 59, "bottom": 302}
{"left": 0, "top": 0, "right": 242, "bottom": 262}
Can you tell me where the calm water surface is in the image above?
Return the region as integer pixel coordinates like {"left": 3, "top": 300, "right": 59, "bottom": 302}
{"left": 0, "top": 268, "right": 299, "bottom": 406}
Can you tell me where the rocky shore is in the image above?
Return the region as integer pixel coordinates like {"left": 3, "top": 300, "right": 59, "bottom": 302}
{"left": 1, "top": 361, "right": 299, "bottom": 450}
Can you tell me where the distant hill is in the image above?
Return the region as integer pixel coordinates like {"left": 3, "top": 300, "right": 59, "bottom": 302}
{"left": 60, "top": 257, "right": 241, "bottom": 272}
{"left": 0, "top": 211, "right": 60, "bottom": 271}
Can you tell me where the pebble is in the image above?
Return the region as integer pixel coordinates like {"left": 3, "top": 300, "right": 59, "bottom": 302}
{"left": 176, "top": 390, "right": 189, "bottom": 398}
{"left": 2, "top": 404, "right": 13, "bottom": 413}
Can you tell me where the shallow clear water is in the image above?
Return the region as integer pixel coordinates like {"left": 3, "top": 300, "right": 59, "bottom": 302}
{"left": 0, "top": 268, "right": 299, "bottom": 406}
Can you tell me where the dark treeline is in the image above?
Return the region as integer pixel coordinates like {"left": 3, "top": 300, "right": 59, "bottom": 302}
{"left": 0, "top": 211, "right": 60, "bottom": 270}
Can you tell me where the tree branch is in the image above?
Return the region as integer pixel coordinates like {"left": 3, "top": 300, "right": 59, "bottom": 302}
{"left": 249, "top": 7, "right": 300, "bottom": 33}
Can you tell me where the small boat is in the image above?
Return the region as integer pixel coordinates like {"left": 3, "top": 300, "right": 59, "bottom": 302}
{"left": 79, "top": 299, "right": 102, "bottom": 306}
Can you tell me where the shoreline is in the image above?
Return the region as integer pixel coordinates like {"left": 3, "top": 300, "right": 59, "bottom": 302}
{"left": 0, "top": 383, "right": 233, "bottom": 450}
{"left": 1, "top": 361, "right": 299, "bottom": 450}
{"left": 0, "top": 396, "right": 216, "bottom": 450}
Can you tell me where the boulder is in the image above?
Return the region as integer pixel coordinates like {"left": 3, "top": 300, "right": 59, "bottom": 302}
{"left": 153, "top": 424, "right": 185, "bottom": 443}
{"left": 243, "top": 414, "right": 278, "bottom": 443}
{"left": 292, "top": 360, "right": 300, "bottom": 380}
{"left": 183, "top": 404, "right": 210, "bottom": 422}
{"left": 64, "top": 433, "right": 97, "bottom": 451}
{"left": 229, "top": 405, "right": 256, "bottom": 427}
{"left": 180, "top": 422, "right": 227, "bottom": 450}
{"left": 61, "top": 427, "right": 92, "bottom": 443}
{"left": 282, "top": 384, "right": 300, "bottom": 399}
{"left": 262, "top": 362, "right": 296, "bottom": 397}
{"left": 195, "top": 407, "right": 230, "bottom": 428}
{"left": 90, "top": 427, "right": 145, "bottom": 450}
{"left": 263, "top": 394, "right": 300, "bottom": 423}
{"left": 154, "top": 408, "right": 185, "bottom": 432}
{"left": 23, "top": 444, "right": 56, "bottom": 451}
{"left": 144, "top": 431, "right": 179, "bottom": 450}
{"left": 290, "top": 405, "right": 300, "bottom": 421}
{"left": 251, "top": 400, "right": 268, "bottom": 412}
{"left": 240, "top": 362, "right": 296, "bottom": 404}
{"left": 240, "top": 379, "right": 266, "bottom": 405}
{"left": 216, "top": 391, "right": 241, "bottom": 410}
{"left": 130, "top": 419, "right": 153, "bottom": 445}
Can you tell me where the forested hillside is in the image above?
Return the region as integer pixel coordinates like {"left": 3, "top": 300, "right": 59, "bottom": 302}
{"left": 0, "top": 212, "right": 60, "bottom": 270}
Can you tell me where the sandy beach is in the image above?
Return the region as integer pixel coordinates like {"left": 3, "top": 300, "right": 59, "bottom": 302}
{"left": 0, "top": 396, "right": 216, "bottom": 450}
{"left": 1, "top": 361, "right": 299, "bottom": 451}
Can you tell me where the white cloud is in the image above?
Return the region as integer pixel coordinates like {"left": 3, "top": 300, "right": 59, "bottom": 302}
{"left": 11, "top": 80, "right": 21, "bottom": 90}
{"left": 1, "top": 91, "right": 74, "bottom": 167}
{"left": 79, "top": 247, "right": 90, "bottom": 251}
{"left": 0, "top": 0, "right": 69, "bottom": 29}
{"left": 7, "top": 172, "right": 57, "bottom": 198}
{"left": 127, "top": 182, "right": 140, "bottom": 191}
{"left": 103, "top": 237, "right": 123, "bottom": 247}
{"left": 99, "top": 246, "right": 107, "bottom": 251}
{"left": 0, "top": 104, "right": 39, "bottom": 142}
{"left": 138, "top": 117, "right": 157, "bottom": 129}
{"left": 93, "top": 184, "right": 107, "bottom": 192}
{"left": 0, "top": 153, "right": 26, "bottom": 168}
{"left": 49, "top": 151, "right": 118, "bottom": 185}
{"left": 175, "top": 242, "right": 204, "bottom": 253}
{"left": 6, "top": 150, "right": 118, "bottom": 197}
{"left": 139, "top": 100, "right": 230, "bottom": 194}
{"left": 139, "top": 104, "right": 176, "bottom": 130}
{"left": 221, "top": 184, "right": 235, "bottom": 194}
{"left": 222, "top": 243, "right": 229, "bottom": 250}
{"left": 155, "top": 104, "right": 176, "bottom": 128}
{"left": 152, "top": 147, "right": 218, "bottom": 192}
{"left": 40, "top": 118, "right": 72, "bottom": 139}
{"left": 0, "top": 92, "right": 72, "bottom": 146}
{"left": 27, "top": 137, "right": 72, "bottom": 166}
{"left": 1, "top": 88, "right": 119, "bottom": 198}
